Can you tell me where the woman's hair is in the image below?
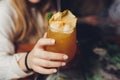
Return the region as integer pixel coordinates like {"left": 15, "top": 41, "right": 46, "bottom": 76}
{"left": 11, "top": 0, "right": 56, "bottom": 43}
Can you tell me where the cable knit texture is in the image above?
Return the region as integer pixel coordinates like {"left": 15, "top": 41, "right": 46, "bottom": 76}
{"left": 0, "top": 0, "right": 33, "bottom": 79}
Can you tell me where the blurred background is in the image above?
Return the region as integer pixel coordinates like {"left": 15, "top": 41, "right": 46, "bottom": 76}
{"left": 60, "top": 0, "right": 120, "bottom": 80}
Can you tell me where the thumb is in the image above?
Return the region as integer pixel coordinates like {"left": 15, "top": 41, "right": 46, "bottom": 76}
{"left": 43, "top": 32, "right": 47, "bottom": 38}
{"left": 34, "top": 38, "right": 55, "bottom": 49}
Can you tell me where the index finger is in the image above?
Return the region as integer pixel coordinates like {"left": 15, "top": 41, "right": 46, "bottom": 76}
{"left": 35, "top": 38, "right": 55, "bottom": 49}
{"left": 36, "top": 50, "right": 68, "bottom": 61}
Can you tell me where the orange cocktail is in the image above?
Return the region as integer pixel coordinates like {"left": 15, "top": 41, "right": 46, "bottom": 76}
{"left": 46, "top": 28, "right": 76, "bottom": 62}
{"left": 46, "top": 10, "right": 77, "bottom": 62}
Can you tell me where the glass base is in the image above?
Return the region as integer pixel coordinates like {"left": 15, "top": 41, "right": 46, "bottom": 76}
{"left": 36, "top": 69, "right": 83, "bottom": 80}
{"left": 46, "top": 72, "right": 68, "bottom": 80}
{"left": 45, "top": 70, "right": 83, "bottom": 80}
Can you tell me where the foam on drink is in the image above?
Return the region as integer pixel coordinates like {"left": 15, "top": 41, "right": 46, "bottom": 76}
{"left": 49, "top": 10, "right": 77, "bottom": 33}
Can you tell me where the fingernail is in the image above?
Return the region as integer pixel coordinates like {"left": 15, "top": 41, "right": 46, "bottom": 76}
{"left": 63, "top": 55, "right": 68, "bottom": 60}
{"left": 62, "top": 62, "right": 66, "bottom": 66}
{"left": 53, "top": 69, "right": 57, "bottom": 73}
{"left": 51, "top": 39, "right": 55, "bottom": 44}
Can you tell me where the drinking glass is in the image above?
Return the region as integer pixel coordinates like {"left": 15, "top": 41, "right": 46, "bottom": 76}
{"left": 46, "top": 24, "right": 77, "bottom": 80}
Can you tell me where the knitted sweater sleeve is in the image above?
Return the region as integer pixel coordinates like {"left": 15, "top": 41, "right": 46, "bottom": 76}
{"left": 0, "top": 0, "right": 32, "bottom": 79}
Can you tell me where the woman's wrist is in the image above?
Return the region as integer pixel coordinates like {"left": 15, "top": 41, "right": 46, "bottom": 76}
{"left": 18, "top": 53, "right": 32, "bottom": 73}
{"left": 25, "top": 52, "right": 33, "bottom": 71}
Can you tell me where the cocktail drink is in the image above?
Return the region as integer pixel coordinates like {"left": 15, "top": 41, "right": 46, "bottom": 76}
{"left": 45, "top": 10, "right": 77, "bottom": 80}
{"left": 46, "top": 27, "right": 76, "bottom": 62}
{"left": 46, "top": 10, "right": 77, "bottom": 62}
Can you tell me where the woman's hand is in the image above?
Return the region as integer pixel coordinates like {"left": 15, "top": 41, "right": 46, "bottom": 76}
{"left": 27, "top": 38, "right": 68, "bottom": 74}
